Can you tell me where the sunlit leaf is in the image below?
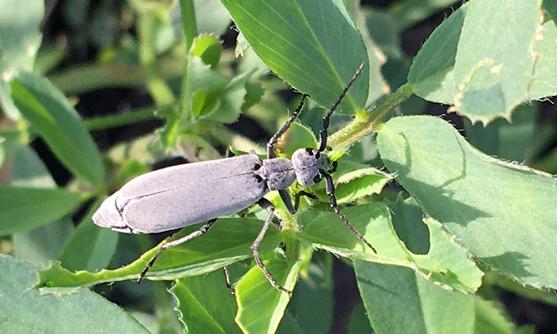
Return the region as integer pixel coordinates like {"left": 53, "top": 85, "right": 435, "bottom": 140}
{"left": 377, "top": 115, "right": 557, "bottom": 289}
{"left": 296, "top": 203, "right": 483, "bottom": 293}
{"left": 221, "top": 0, "right": 369, "bottom": 113}
{"left": 0, "top": 254, "right": 148, "bottom": 333}
{"left": 235, "top": 254, "right": 301, "bottom": 334}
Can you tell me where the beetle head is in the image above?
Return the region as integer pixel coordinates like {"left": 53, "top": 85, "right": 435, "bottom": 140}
{"left": 291, "top": 148, "right": 329, "bottom": 186}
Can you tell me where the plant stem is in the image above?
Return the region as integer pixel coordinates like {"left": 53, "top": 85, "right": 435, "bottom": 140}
{"left": 83, "top": 106, "right": 161, "bottom": 130}
{"left": 179, "top": 0, "right": 197, "bottom": 50}
{"left": 179, "top": 0, "right": 198, "bottom": 122}
{"left": 329, "top": 83, "right": 414, "bottom": 154}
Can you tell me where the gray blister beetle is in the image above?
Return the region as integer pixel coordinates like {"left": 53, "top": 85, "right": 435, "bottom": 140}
{"left": 93, "top": 64, "right": 375, "bottom": 294}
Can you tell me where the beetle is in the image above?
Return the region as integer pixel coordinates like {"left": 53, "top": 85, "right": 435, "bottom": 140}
{"left": 92, "top": 64, "right": 375, "bottom": 294}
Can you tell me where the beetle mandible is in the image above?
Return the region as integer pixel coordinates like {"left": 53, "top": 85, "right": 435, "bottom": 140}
{"left": 93, "top": 63, "right": 376, "bottom": 294}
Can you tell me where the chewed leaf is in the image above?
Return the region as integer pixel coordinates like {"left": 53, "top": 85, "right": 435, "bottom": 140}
{"left": 409, "top": 0, "right": 547, "bottom": 124}
{"left": 296, "top": 202, "right": 483, "bottom": 293}
{"left": 376, "top": 115, "right": 557, "bottom": 289}
{"left": 190, "top": 34, "right": 222, "bottom": 70}
{"left": 37, "top": 218, "right": 281, "bottom": 291}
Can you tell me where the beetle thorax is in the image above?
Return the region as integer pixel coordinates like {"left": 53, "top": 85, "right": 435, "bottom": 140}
{"left": 256, "top": 158, "right": 296, "bottom": 190}
{"left": 291, "top": 148, "right": 329, "bottom": 186}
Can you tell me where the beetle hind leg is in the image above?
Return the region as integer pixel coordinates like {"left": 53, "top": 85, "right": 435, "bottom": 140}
{"left": 251, "top": 198, "right": 292, "bottom": 296}
{"left": 137, "top": 218, "right": 218, "bottom": 283}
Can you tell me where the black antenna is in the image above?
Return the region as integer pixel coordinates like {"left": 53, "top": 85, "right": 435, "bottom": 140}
{"left": 317, "top": 63, "right": 365, "bottom": 153}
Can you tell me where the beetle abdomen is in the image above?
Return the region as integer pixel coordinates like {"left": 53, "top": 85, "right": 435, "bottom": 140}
{"left": 93, "top": 154, "right": 268, "bottom": 233}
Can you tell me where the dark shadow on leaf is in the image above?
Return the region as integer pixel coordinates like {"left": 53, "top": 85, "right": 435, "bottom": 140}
{"left": 386, "top": 133, "right": 491, "bottom": 227}
{"left": 479, "top": 251, "right": 534, "bottom": 280}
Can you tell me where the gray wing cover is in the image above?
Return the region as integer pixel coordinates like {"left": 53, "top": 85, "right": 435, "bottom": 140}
{"left": 93, "top": 154, "right": 267, "bottom": 233}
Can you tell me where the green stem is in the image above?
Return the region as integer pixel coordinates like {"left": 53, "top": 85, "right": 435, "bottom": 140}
{"left": 179, "top": 0, "right": 198, "bottom": 122}
{"left": 137, "top": 6, "right": 175, "bottom": 106}
{"left": 83, "top": 106, "right": 161, "bottom": 130}
{"left": 329, "top": 83, "right": 414, "bottom": 155}
{"left": 179, "top": 0, "right": 197, "bottom": 50}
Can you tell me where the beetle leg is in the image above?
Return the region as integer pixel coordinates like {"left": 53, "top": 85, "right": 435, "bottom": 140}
{"left": 251, "top": 198, "right": 292, "bottom": 296}
{"left": 266, "top": 94, "right": 308, "bottom": 159}
{"left": 223, "top": 266, "right": 234, "bottom": 294}
{"left": 137, "top": 218, "right": 218, "bottom": 283}
{"left": 322, "top": 171, "right": 377, "bottom": 253}
{"left": 293, "top": 190, "right": 318, "bottom": 212}
{"left": 278, "top": 189, "right": 296, "bottom": 215}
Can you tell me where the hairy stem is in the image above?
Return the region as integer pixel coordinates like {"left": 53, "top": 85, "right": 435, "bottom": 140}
{"left": 329, "top": 83, "right": 414, "bottom": 154}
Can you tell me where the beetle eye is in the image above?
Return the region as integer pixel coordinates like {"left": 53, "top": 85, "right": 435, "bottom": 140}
{"left": 313, "top": 175, "right": 321, "bottom": 183}
{"left": 253, "top": 163, "right": 261, "bottom": 170}
{"left": 255, "top": 175, "right": 264, "bottom": 182}
{"left": 305, "top": 148, "right": 314, "bottom": 155}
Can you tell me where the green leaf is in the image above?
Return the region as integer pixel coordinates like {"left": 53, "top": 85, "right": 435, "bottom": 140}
{"left": 13, "top": 219, "right": 74, "bottom": 264}
{"left": 235, "top": 254, "right": 301, "bottom": 334}
{"left": 205, "top": 71, "right": 252, "bottom": 124}
{"left": 355, "top": 261, "right": 475, "bottom": 334}
{"left": 329, "top": 161, "right": 391, "bottom": 204}
{"left": 0, "top": 0, "right": 43, "bottom": 120}
{"left": 10, "top": 71, "right": 105, "bottom": 185}
{"left": 288, "top": 252, "right": 333, "bottom": 334}
{"left": 0, "top": 254, "right": 148, "bottom": 333}
{"left": 347, "top": 303, "right": 371, "bottom": 334}
{"left": 545, "top": 1, "right": 557, "bottom": 21}
{"left": 194, "top": 0, "right": 231, "bottom": 36}
{"left": 388, "top": 0, "right": 460, "bottom": 32}
{"left": 59, "top": 200, "right": 119, "bottom": 272}
{"left": 0, "top": 0, "right": 43, "bottom": 74}
{"left": 0, "top": 185, "right": 80, "bottom": 236}
{"left": 464, "top": 104, "right": 551, "bottom": 163}
{"left": 408, "top": 0, "right": 544, "bottom": 124}
{"left": 343, "top": 0, "right": 389, "bottom": 105}
{"left": 10, "top": 146, "right": 74, "bottom": 264}
{"left": 277, "top": 312, "right": 305, "bottom": 334}
{"left": 276, "top": 121, "right": 318, "bottom": 157}
{"left": 242, "top": 81, "right": 264, "bottom": 112}
{"left": 474, "top": 298, "right": 516, "bottom": 334}
{"left": 221, "top": 0, "right": 369, "bottom": 113}
{"left": 309, "top": 160, "right": 392, "bottom": 204}
{"left": 388, "top": 196, "right": 430, "bottom": 255}
{"left": 296, "top": 203, "right": 483, "bottom": 293}
{"left": 190, "top": 34, "right": 223, "bottom": 69}
{"left": 170, "top": 271, "right": 241, "bottom": 334}
{"left": 37, "top": 218, "right": 281, "bottom": 289}
{"left": 376, "top": 115, "right": 557, "bottom": 289}
{"left": 527, "top": 18, "right": 557, "bottom": 100}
